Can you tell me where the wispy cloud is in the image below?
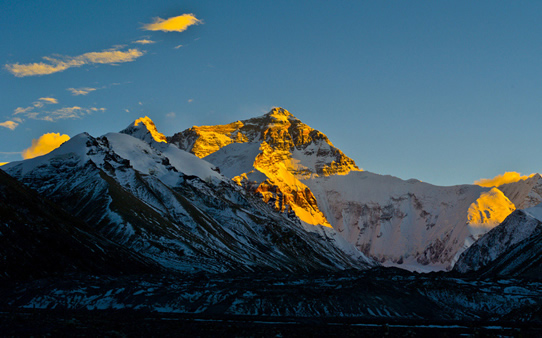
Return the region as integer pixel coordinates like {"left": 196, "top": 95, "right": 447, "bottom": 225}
{"left": 12, "top": 97, "right": 105, "bottom": 123}
{"left": 22, "top": 132, "right": 70, "bottom": 159}
{"left": 143, "top": 14, "right": 201, "bottom": 33}
{"left": 39, "top": 97, "right": 58, "bottom": 104}
{"left": 474, "top": 172, "right": 537, "bottom": 187}
{"left": 67, "top": 87, "right": 97, "bottom": 96}
{"left": 36, "top": 106, "right": 106, "bottom": 122}
{"left": 134, "top": 39, "right": 155, "bottom": 45}
{"left": 166, "top": 112, "right": 176, "bottom": 118}
{"left": 174, "top": 44, "right": 183, "bottom": 49}
{"left": 0, "top": 121, "right": 19, "bottom": 130}
{"left": 5, "top": 47, "right": 144, "bottom": 77}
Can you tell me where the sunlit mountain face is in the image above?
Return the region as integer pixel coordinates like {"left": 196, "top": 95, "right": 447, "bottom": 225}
{"left": 169, "top": 107, "right": 541, "bottom": 272}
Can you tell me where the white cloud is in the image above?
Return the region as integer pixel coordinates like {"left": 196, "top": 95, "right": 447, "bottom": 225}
{"left": 67, "top": 87, "right": 97, "bottom": 96}
{"left": 134, "top": 39, "right": 155, "bottom": 45}
{"left": 39, "top": 97, "right": 58, "bottom": 104}
{"left": 0, "top": 121, "right": 19, "bottom": 130}
{"left": 166, "top": 112, "right": 176, "bottom": 118}
{"left": 5, "top": 47, "right": 145, "bottom": 77}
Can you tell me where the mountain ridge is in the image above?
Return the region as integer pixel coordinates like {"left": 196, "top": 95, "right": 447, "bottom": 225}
{"left": 170, "top": 107, "right": 535, "bottom": 271}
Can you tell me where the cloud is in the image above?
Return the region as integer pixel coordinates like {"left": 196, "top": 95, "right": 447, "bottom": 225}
{"left": 14, "top": 106, "right": 34, "bottom": 115}
{"left": 0, "top": 121, "right": 19, "bottom": 130}
{"left": 22, "top": 133, "right": 70, "bottom": 159}
{"left": 143, "top": 14, "right": 201, "bottom": 33}
{"left": 134, "top": 39, "right": 155, "bottom": 44}
{"left": 5, "top": 47, "right": 144, "bottom": 77}
{"left": 474, "top": 172, "right": 537, "bottom": 187}
{"left": 0, "top": 162, "right": 8, "bottom": 166}
{"left": 39, "top": 97, "right": 58, "bottom": 104}
{"left": 40, "top": 106, "right": 105, "bottom": 121}
{"left": 174, "top": 44, "right": 183, "bottom": 49}
{"left": 166, "top": 112, "right": 176, "bottom": 118}
{"left": 188, "top": 99, "right": 193, "bottom": 103}
{"left": 67, "top": 87, "right": 97, "bottom": 96}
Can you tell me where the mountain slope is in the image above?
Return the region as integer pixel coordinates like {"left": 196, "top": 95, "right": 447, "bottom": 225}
{"left": 455, "top": 203, "right": 542, "bottom": 278}
{"left": 3, "top": 120, "right": 374, "bottom": 274}
{"left": 170, "top": 107, "right": 517, "bottom": 271}
{"left": 0, "top": 168, "right": 157, "bottom": 280}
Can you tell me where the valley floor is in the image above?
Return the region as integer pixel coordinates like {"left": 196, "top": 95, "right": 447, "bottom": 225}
{"left": 2, "top": 310, "right": 542, "bottom": 337}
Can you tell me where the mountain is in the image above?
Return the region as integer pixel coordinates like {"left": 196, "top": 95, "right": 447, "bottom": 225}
{"left": 498, "top": 174, "right": 542, "bottom": 209}
{"left": 0, "top": 168, "right": 157, "bottom": 280}
{"left": 169, "top": 108, "right": 361, "bottom": 229}
{"left": 3, "top": 118, "right": 374, "bottom": 274}
{"left": 171, "top": 107, "right": 518, "bottom": 271}
{"left": 454, "top": 203, "right": 542, "bottom": 278}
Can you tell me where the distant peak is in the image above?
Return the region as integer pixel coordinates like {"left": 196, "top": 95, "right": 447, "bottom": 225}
{"left": 120, "top": 116, "right": 167, "bottom": 143}
{"left": 133, "top": 116, "right": 167, "bottom": 143}
{"left": 265, "top": 107, "right": 295, "bottom": 120}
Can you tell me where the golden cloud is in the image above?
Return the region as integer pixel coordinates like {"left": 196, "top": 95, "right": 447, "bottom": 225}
{"left": 134, "top": 39, "right": 155, "bottom": 44}
{"left": 474, "top": 171, "right": 537, "bottom": 187}
{"left": 0, "top": 162, "right": 8, "bottom": 166}
{"left": 22, "top": 133, "right": 70, "bottom": 159}
{"left": 5, "top": 48, "right": 144, "bottom": 77}
{"left": 67, "top": 87, "right": 97, "bottom": 96}
{"left": 143, "top": 14, "right": 201, "bottom": 33}
{"left": 0, "top": 121, "right": 19, "bottom": 130}
{"left": 39, "top": 97, "right": 58, "bottom": 104}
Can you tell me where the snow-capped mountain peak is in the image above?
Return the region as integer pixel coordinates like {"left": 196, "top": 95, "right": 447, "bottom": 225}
{"left": 168, "top": 107, "right": 360, "bottom": 230}
{"left": 121, "top": 116, "right": 167, "bottom": 144}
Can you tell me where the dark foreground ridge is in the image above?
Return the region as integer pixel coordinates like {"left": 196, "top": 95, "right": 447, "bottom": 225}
{"left": 1, "top": 270, "right": 541, "bottom": 336}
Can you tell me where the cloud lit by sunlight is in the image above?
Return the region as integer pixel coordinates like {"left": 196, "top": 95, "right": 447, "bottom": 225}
{"left": 67, "top": 87, "right": 97, "bottom": 96}
{"left": 22, "top": 133, "right": 70, "bottom": 159}
{"left": 5, "top": 47, "right": 144, "bottom": 77}
{"left": 474, "top": 172, "right": 537, "bottom": 187}
{"left": 143, "top": 14, "right": 201, "bottom": 33}
{"left": 0, "top": 162, "right": 8, "bottom": 166}
{"left": 0, "top": 121, "right": 19, "bottom": 130}
{"left": 134, "top": 39, "right": 155, "bottom": 44}
{"left": 39, "top": 97, "right": 58, "bottom": 104}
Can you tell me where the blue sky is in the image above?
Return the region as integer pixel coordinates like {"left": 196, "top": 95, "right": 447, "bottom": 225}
{"left": 1, "top": 1, "right": 542, "bottom": 186}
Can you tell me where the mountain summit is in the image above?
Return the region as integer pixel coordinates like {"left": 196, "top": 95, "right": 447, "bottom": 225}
{"left": 169, "top": 107, "right": 359, "bottom": 228}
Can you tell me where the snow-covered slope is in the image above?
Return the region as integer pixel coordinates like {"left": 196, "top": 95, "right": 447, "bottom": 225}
{"left": 455, "top": 203, "right": 542, "bottom": 277}
{"left": 0, "top": 168, "right": 158, "bottom": 280}
{"left": 170, "top": 107, "right": 517, "bottom": 272}
{"left": 4, "top": 118, "right": 374, "bottom": 273}
{"left": 304, "top": 171, "right": 516, "bottom": 271}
